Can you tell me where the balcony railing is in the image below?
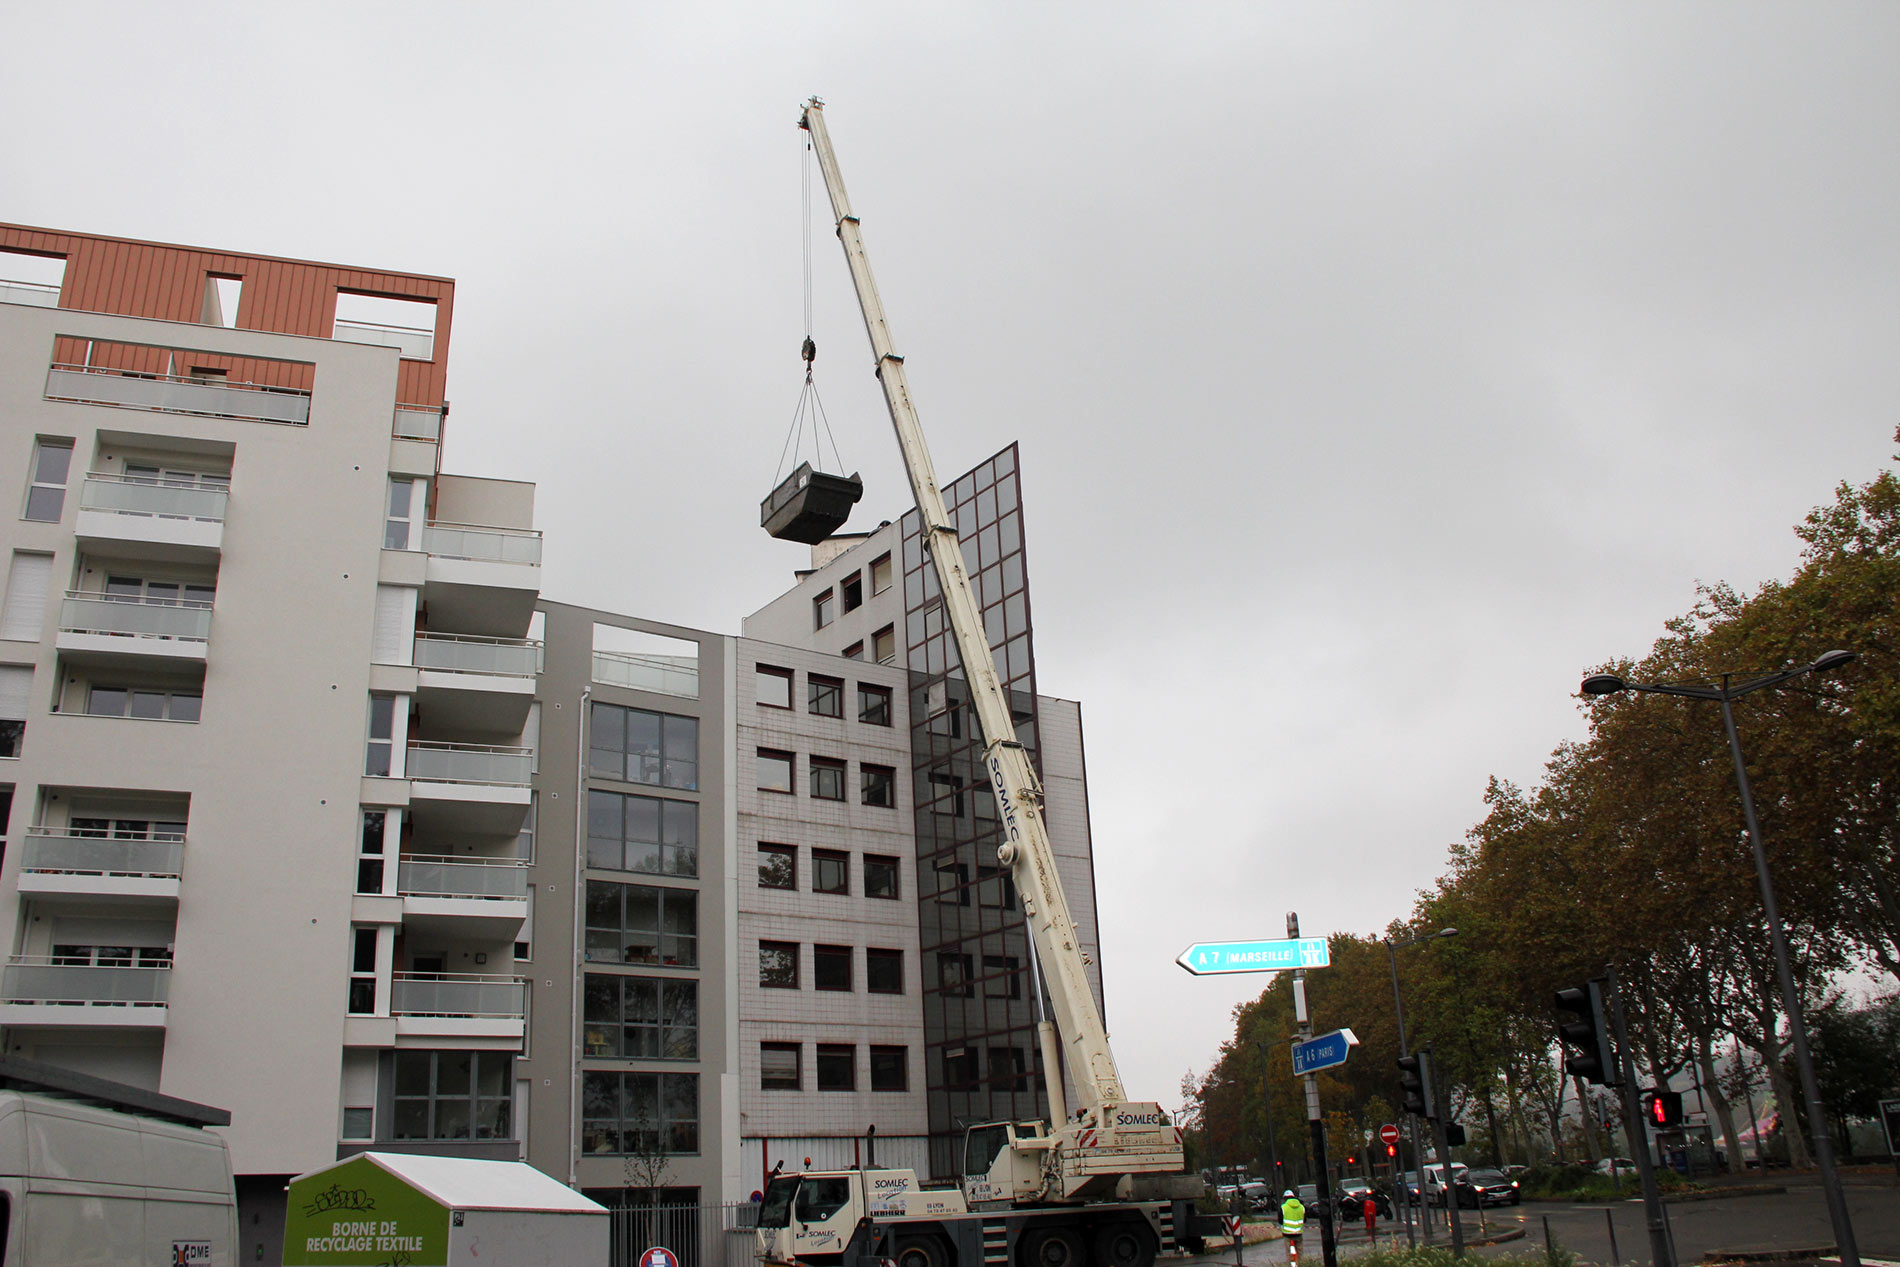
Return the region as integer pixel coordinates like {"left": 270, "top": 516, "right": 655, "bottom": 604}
{"left": 398, "top": 856, "right": 529, "bottom": 901}
{"left": 22, "top": 830, "right": 184, "bottom": 878}
{"left": 591, "top": 650, "right": 699, "bottom": 700}
{"left": 393, "top": 404, "right": 443, "bottom": 442}
{"left": 80, "top": 473, "right": 228, "bottom": 523}
{"left": 390, "top": 972, "right": 525, "bottom": 1018}
{"left": 61, "top": 592, "right": 212, "bottom": 643}
{"left": 406, "top": 741, "right": 532, "bottom": 786}
{"left": 46, "top": 364, "right": 310, "bottom": 426}
{"left": 3, "top": 959, "right": 170, "bottom": 1006}
{"left": 414, "top": 633, "right": 541, "bottom": 678}
{"left": 334, "top": 318, "right": 434, "bottom": 361}
{"left": 422, "top": 522, "right": 542, "bottom": 567}
{"left": 0, "top": 279, "right": 61, "bottom": 308}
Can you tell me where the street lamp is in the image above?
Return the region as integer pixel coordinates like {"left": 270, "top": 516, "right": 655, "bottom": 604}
{"left": 1385, "top": 926, "right": 1457, "bottom": 1249}
{"left": 1580, "top": 651, "right": 1859, "bottom": 1267}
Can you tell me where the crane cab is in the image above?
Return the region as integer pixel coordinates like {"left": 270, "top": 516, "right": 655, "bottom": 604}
{"left": 963, "top": 1121, "right": 1055, "bottom": 1205}
{"left": 762, "top": 462, "right": 864, "bottom": 543}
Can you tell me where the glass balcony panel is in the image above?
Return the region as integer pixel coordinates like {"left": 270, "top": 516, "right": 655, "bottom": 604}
{"left": 61, "top": 594, "right": 212, "bottom": 641}
{"left": 0, "top": 280, "right": 61, "bottom": 308}
{"left": 46, "top": 366, "right": 310, "bottom": 425}
{"left": 406, "top": 742, "right": 532, "bottom": 786}
{"left": 422, "top": 523, "right": 543, "bottom": 566}
{"left": 333, "top": 319, "right": 435, "bottom": 360}
{"left": 23, "top": 831, "right": 184, "bottom": 877}
{"left": 414, "top": 635, "right": 540, "bottom": 677}
{"left": 393, "top": 406, "right": 443, "bottom": 441}
{"left": 590, "top": 651, "right": 699, "bottom": 700}
{"left": 398, "top": 856, "right": 529, "bottom": 900}
{"left": 81, "top": 475, "right": 228, "bottom": 523}
{"left": 3, "top": 960, "right": 170, "bottom": 1005}
{"left": 390, "top": 973, "right": 525, "bottom": 1018}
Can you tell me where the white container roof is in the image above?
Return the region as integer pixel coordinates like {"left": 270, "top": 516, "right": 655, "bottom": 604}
{"left": 291, "top": 1152, "right": 606, "bottom": 1214}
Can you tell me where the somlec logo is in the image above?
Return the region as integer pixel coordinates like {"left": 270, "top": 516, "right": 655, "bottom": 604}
{"left": 1114, "top": 1110, "right": 1163, "bottom": 1128}
{"left": 872, "top": 1176, "right": 912, "bottom": 1191}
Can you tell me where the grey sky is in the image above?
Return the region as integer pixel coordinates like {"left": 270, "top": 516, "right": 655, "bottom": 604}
{"left": 5, "top": 2, "right": 1895, "bottom": 1114}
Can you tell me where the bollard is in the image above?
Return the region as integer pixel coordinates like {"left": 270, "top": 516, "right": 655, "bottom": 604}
{"left": 1605, "top": 1207, "right": 1620, "bottom": 1267}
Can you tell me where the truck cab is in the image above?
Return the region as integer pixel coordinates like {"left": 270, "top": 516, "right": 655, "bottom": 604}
{"left": 963, "top": 1121, "right": 1054, "bottom": 1205}
{"left": 757, "top": 1168, "right": 970, "bottom": 1267}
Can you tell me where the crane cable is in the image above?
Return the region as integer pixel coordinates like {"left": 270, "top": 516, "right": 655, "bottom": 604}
{"left": 772, "top": 134, "right": 847, "bottom": 487}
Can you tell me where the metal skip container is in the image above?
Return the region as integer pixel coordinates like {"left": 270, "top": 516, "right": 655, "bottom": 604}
{"left": 761, "top": 462, "right": 864, "bottom": 544}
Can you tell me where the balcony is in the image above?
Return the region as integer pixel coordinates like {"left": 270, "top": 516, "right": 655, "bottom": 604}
{"left": 390, "top": 972, "right": 525, "bottom": 1042}
{"left": 75, "top": 474, "right": 226, "bottom": 562}
{"left": 56, "top": 592, "right": 211, "bottom": 666}
{"left": 420, "top": 522, "right": 541, "bottom": 638}
{"left": 0, "top": 959, "right": 170, "bottom": 1028}
{"left": 17, "top": 830, "right": 183, "bottom": 903}
{"left": 413, "top": 634, "right": 539, "bottom": 736}
{"left": 45, "top": 364, "right": 310, "bottom": 426}
{"left": 393, "top": 404, "right": 443, "bottom": 442}
{"left": 591, "top": 650, "right": 699, "bottom": 700}
{"left": 397, "top": 856, "right": 529, "bottom": 940}
{"left": 334, "top": 318, "right": 434, "bottom": 361}
{"left": 405, "top": 742, "right": 533, "bottom": 839}
{"left": 0, "top": 279, "right": 61, "bottom": 308}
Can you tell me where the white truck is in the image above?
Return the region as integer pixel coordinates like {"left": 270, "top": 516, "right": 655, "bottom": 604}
{"left": 756, "top": 99, "right": 1215, "bottom": 1267}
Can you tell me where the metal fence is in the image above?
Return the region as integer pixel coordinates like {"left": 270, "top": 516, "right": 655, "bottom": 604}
{"left": 601, "top": 1201, "right": 759, "bottom": 1267}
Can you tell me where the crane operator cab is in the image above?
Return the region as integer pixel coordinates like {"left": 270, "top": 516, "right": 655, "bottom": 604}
{"left": 963, "top": 1121, "right": 1054, "bottom": 1205}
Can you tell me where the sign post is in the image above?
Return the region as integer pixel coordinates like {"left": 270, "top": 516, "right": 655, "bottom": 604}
{"left": 1288, "top": 913, "right": 1338, "bottom": 1267}
{"left": 1176, "top": 938, "right": 1331, "bottom": 976}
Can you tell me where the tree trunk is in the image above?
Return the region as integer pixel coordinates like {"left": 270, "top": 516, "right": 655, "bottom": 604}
{"left": 1756, "top": 1029, "right": 1812, "bottom": 1169}
{"left": 1482, "top": 1087, "right": 1504, "bottom": 1167}
{"left": 1573, "top": 1075, "right": 1605, "bottom": 1161}
{"left": 1696, "top": 1033, "right": 1746, "bottom": 1175}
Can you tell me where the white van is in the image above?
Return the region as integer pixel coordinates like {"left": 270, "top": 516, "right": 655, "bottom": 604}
{"left": 0, "top": 1061, "right": 237, "bottom": 1264}
{"left": 1419, "top": 1162, "right": 1468, "bottom": 1207}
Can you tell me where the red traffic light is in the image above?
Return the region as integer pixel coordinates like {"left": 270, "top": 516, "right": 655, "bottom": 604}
{"left": 1649, "top": 1096, "right": 1666, "bottom": 1125}
{"left": 1643, "top": 1089, "right": 1683, "bottom": 1127}
{"left": 1385, "top": 1144, "right": 1396, "bottom": 1158}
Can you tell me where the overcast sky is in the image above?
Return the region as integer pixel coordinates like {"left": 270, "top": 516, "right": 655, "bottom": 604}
{"left": 6, "top": 2, "right": 1896, "bottom": 1116}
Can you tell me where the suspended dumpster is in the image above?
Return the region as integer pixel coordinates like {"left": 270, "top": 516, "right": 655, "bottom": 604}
{"left": 762, "top": 461, "right": 864, "bottom": 543}
{"left": 282, "top": 1151, "right": 607, "bottom": 1266}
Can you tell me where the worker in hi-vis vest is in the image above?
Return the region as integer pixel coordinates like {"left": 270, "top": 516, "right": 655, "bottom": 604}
{"left": 1279, "top": 1190, "right": 1306, "bottom": 1260}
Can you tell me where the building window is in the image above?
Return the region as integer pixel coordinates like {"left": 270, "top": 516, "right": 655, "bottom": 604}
{"left": 584, "top": 881, "right": 697, "bottom": 967}
{"left": 758, "top": 843, "right": 796, "bottom": 890}
{"left": 843, "top": 642, "right": 863, "bottom": 661}
{"left": 365, "top": 695, "right": 395, "bottom": 775}
{"left": 858, "top": 684, "right": 892, "bottom": 726}
{"left": 759, "top": 941, "right": 799, "bottom": 988}
{"left": 393, "top": 1051, "right": 513, "bottom": 1141}
{"left": 934, "top": 861, "right": 970, "bottom": 905}
{"left": 808, "top": 674, "right": 843, "bottom": 718}
{"left": 581, "top": 1071, "right": 698, "bottom": 1156}
{"left": 347, "top": 927, "right": 378, "bottom": 1014}
{"left": 384, "top": 477, "right": 422, "bottom": 550}
{"left": 517, "top": 794, "right": 537, "bottom": 861}
{"left": 872, "top": 625, "right": 896, "bottom": 665}
{"left": 22, "top": 439, "right": 73, "bottom": 522}
{"left": 341, "top": 1107, "right": 374, "bottom": 1141}
{"left": 813, "top": 589, "right": 834, "bottom": 629}
{"left": 866, "top": 948, "right": 904, "bottom": 995}
{"left": 814, "top": 944, "right": 852, "bottom": 992}
{"left": 937, "top": 952, "right": 974, "bottom": 998}
{"left": 589, "top": 702, "right": 698, "bottom": 790}
{"left": 977, "top": 865, "right": 1017, "bottom": 910}
{"left": 870, "top": 552, "right": 892, "bottom": 595}
{"left": 584, "top": 975, "right": 697, "bottom": 1059}
{"left": 757, "top": 749, "right": 794, "bottom": 793}
{"left": 587, "top": 790, "right": 697, "bottom": 877}
{"left": 861, "top": 764, "right": 895, "bottom": 808}
{"left": 927, "top": 703, "right": 963, "bottom": 739}
{"left": 841, "top": 573, "right": 863, "bottom": 612}
{"left": 816, "top": 1044, "right": 855, "bottom": 1092}
{"left": 756, "top": 665, "right": 793, "bottom": 709}
{"left": 870, "top": 1046, "right": 908, "bottom": 1092}
{"left": 864, "top": 855, "right": 899, "bottom": 899}
{"left": 983, "top": 955, "right": 1023, "bottom": 999}
{"left": 809, "top": 756, "right": 845, "bottom": 801}
{"left": 87, "top": 686, "right": 202, "bottom": 723}
{"left": 0, "top": 665, "right": 29, "bottom": 757}
{"left": 812, "top": 849, "right": 848, "bottom": 895}
{"left": 929, "top": 773, "right": 966, "bottom": 817}
{"left": 988, "top": 1046, "right": 1029, "bottom": 1092}
{"left": 761, "top": 1043, "right": 801, "bottom": 1091}
{"left": 942, "top": 1046, "right": 976, "bottom": 1090}
{"left": 357, "top": 810, "right": 387, "bottom": 895}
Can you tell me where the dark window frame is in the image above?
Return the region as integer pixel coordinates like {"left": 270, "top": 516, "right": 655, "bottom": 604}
{"left": 866, "top": 948, "right": 904, "bottom": 995}
{"left": 758, "top": 843, "right": 796, "bottom": 890}
{"left": 808, "top": 674, "right": 844, "bottom": 718}
{"left": 756, "top": 665, "right": 794, "bottom": 709}
{"left": 858, "top": 683, "right": 893, "bottom": 726}
{"left": 759, "top": 940, "right": 799, "bottom": 989}
{"left": 816, "top": 1044, "right": 856, "bottom": 1092}
{"left": 864, "top": 854, "right": 900, "bottom": 899}
{"left": 584, "top": 880, "right": 698, "bottom": 967}
{"left": 810, "top": 755, "right": 846, "bottom": 801}
{"left": 870, "top": 1045, "right": 908, "bottom": 1092}
{"left": 761, "top": 1042, "right": 801, "bottom": 1091}
{"left": 861, "top": 763, "right": 895, "bottom": 808}
{"left": 757, "top": 748, "right": 795, "bottom": 794}
{"left": 812, "top": 848, "right": 849, "bottom": 895}
{"left": 581, "top": 1070, "right": 699, "bottom": 1156}
{"left": 813, "top": 944, "right": 853, "bottom": 992}
{"left": 583, "top": 974, "right": 698, "bottom": 1060}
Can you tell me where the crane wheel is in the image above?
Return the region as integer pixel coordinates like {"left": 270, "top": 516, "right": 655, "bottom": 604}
{"left": 1023, "top": 1227, "right": 1087, "bottom": 1267}
{"left": 1092, "top": 1222, "right": 1156, "bottom": 1267}
{"left": 896, "top": 1237, "right": 948, "bottom": 1267}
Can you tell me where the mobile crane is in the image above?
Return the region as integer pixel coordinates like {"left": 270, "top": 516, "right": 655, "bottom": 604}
{"left": 755, "top": 99, "right": 1213, "bottom": 1267}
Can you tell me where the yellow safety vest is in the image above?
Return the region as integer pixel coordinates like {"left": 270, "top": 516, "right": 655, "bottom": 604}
{"left": 1280, "top": 1199, "right": 1305, "bottom": 1234}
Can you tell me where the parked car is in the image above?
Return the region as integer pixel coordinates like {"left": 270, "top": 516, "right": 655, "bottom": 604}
{"left": 1396, "top": 1170, "right": 1424, "bottom": 1206}
{"left": 1594, "top": 1157, "right": 1637, "bottom": 1176}
{"left": 1454, "top": 1168, "right": 1521, "bottom": 1208}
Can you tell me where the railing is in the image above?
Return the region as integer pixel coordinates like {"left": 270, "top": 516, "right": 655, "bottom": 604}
{"left": 80, "top": 473, "right": 228, "bottom": 523}
{"left": 393, "top": 404, "right": 443, "bottom": 441}
{"left": 414, "top": 633, "right": 541, "bottom": 677}
{"left": 406, "top": 741, "right": 533, "bottom": 787}
{"left": 591, "top": 650, "right": 699, "bottom": 699}
{"left": 397, "top": 855, "right": 529, "bottom": 900}
{"left": 333, "top": 318, "right": 435, "bottom": 360}
{"left": 2, "top": 959, "right": 170, "bottom": 1007}
{"left": 61, "top": 592, "right": 212, "bottom": 642}
{"left": 45, "top": 363, "right": 311, "bottom": 425}
{"left": 390, "top": 972, "right": 525, "bottom": 1018}
{"left": 604, "top": 1203, "right": 762, "bottom": 1267}
{"left": 0, "top": 279, "right": 60, "bottom": 308}
{"left": 422, "top": 522, "right": 543, "bottom": 566}
{"left": 22, "top": 830, "right": 184, "bottom": 878}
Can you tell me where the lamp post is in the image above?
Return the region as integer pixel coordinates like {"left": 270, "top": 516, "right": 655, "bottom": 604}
{"left": 1580, "top": 650, "right": 1859, "bottom": 1267}
{"left": 1385, "top": 926, "right": 1457, "bottom": 1250}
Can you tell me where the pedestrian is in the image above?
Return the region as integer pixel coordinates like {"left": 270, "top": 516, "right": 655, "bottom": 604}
{"left": 1363, "top": 1189, "right": 1377, "bottom": 1240}
{"left": 1279, "top": 1189, "right": 1305, "bottom": 1263}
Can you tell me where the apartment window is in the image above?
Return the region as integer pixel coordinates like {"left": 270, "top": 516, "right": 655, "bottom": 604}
{"left": 816, "top": 1044, "right": 855, "bottom": 1092}
{"left": 2, "top": 552, "right": 53, "bottom": 641}
{"left": 861, "top": 764, "right": 895, "bottom": 808}
{"left": 814, "top": 944, "right": 852, "bottom": 992}
{"left": 842, "top": 642, "right": 864, "bottom": 662}
{"left": 21, "top": 439, "right": 73, "bottom": 522}
{"left": 810, "top": 756, "right": 845, "bottom": 802}
{"left": 989, "top": 1046, "right": 1029, "bottom": 1092}
{"left": 813, "top": 589, "right": 834, "bottom": 629}
{"left": 341, "top": 1107, "right": 374, "bottom": 1141}
{"left": 357, "top": 810, "right": 387, "bottom": 895}
{"left": 758, "top": 843, "right": 796, "bottom": 890}
{"left": 583, "top": 975, "right": 697, "bottom": 1059}
{"left": 516, "top": 884, "right": 533, "bottom": 962}
{"left": 393, "top": 1051, "right": 512, "bottom": 1141}
{"left": 864, "top": 854, "right": 899, "bottom": 899}
{"left": 755, "top": 664, "right": 793, "bottom": 708}
{"left": 870, "top": 1046, "right": 908, "bottom": 1092}
{"left": 937, "top": 952, "right": 975, "bottom": 998}
{"left": 581, "top": 1071, "right": 698, "bottom": 1156}
{"left": 384, "top": 477, "right": 422, "bottom": 550}
{"left": 86, "top": 686, "right": 201, "bottom": 723}
{"left": 808, "top": 674, "right": 843, "bottom": 718}
{"left": 516, "top": 794, "right": 537, "bottom": 861}
{"left": 841, "top": 573, "right": 863, "bottom": 612}
{"left": 101, "top": 575, "right": 214, "bottom": 609}
{"left": 983, "top": 955, "right": 1023, "bottom": 999}
{"left": 929, "top": 773, "right": 966, "bottom": 817}
{"left": 589, "top": 702, "right": 698, "bottom": 790}
{"left": 872, "top": 625, "right": 896, "bottom": 665}
{"left": 757, "top": 749, "right": 794, "bottom": 793}
{"left": 51, "top": 942, "right": 170, "bottom": 968}
{"left": 587, "top": 790, "right": 697, "bottom": 877}
{"left": 348, "top": 927, "right": 378, "bottom": 1014}
{"left": 934, "top": 862, "right": 970, "bottom": 905}
{"left": 812, "top": 849, "right": 848, "bottom": 895}
{"left": 942, "top": 1046, "right": 976, "bottom": 1090}
{"left": 365, "top": 695, "right": 396, "bottom": 775}
{"left": 761, "top": 1043, "right": 801, "bottom": 1091}
{"left": 866, "top": 948, "right": 904, "bottom": 995}
{"left": 0, "top": 666, "right": 27, "bottom": 758}
{"left": 759, "top": 941, "right": 798, "bottom": 989}
{"left": 858, "top": 683, "right": 892, "bottom": 726}
{"left": 584, "top": 881, "right": 697, "bottom": 967}
{"left": 977, "top": 865, "right": 1017, "bottom": 910}
{"left": 69, "top": 817, "right": 186, "bottom": 842}
{"left": 870, "top": 552, "right": 893, "bottom": 595}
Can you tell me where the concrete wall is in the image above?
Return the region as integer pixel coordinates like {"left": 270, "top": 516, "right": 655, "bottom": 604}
{"left": 742, "top": 521, "right": 902, "bottom": 661}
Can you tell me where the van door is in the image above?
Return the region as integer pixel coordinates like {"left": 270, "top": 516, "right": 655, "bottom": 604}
{"left": 791, "top": 1175, "right": 856, "bottom": 1255}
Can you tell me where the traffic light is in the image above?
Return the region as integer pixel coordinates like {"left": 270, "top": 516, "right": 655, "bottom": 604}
{"left": 1386, "top": 1145, "right": 1397, "bottom": 1159}
{"left": 1397, "top": 1051, "right": 1436, "bottom": 1119}
{"left": 1554, "top": 980, "right": 1619, "bottom": 1086}
{"left": 1444, "top": 1124, "right": 1467, "bottom": 1147}
{"left": 1644, "top": 1089, "right": 1683, "bottom": 1127}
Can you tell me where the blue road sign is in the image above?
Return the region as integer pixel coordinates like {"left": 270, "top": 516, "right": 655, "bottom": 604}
{"left": 1175, "top": 937, "right": 1330, "bottom": 976}
{"left": 1291, "top": 1028, "right": 1359, "bottom": 1077}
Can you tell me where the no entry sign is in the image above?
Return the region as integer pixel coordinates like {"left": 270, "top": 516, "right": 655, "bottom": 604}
{"left": 1379, "top": 1123, "right": 1401, "bottom": 1146}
